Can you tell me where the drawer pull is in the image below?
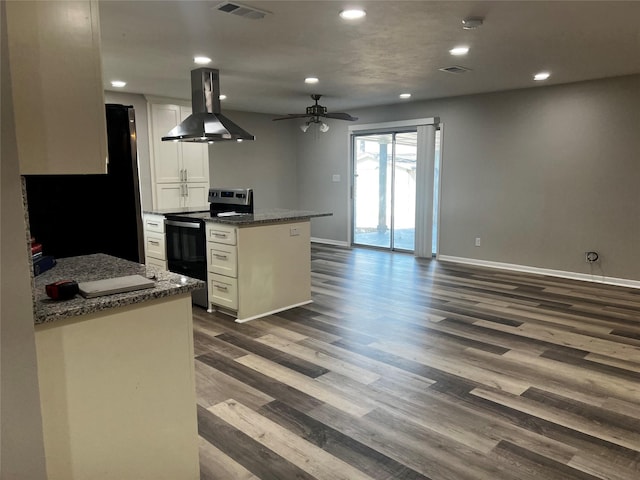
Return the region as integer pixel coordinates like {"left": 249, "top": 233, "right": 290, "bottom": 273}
{"left": 147, "top": 222, "right": 159, "bottom": 227}
{"left": 148, "top": 240, "right": 160, "bottom": 246}
{"left": 213, "top": 233, "right": 228, "bottom": 238}
{"left": 214, "top": 284, "right": 228, "bottom": 292}
{"left": 213, "top": 253, "right": 228, "bottom": 260}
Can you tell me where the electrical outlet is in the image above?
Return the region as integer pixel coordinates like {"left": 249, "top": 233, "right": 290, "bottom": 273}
{"left": 585, "top": 251, "right": 599, "bottom": 263}
{"left": 475, "top": 237, "right": 481, "bottom": 247}
{"left": 332, "top": 174, "right": 341, "bottom": 182}
{"left": 290, "top": 227, "right": 300, "bottom": 236}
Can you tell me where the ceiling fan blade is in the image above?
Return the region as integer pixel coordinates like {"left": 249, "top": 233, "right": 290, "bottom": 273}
{"left": 323, "top": 112, "right": 358, "bottom": 121}
{"left": 272, "top": 114, "right": 311, "bottom": 121}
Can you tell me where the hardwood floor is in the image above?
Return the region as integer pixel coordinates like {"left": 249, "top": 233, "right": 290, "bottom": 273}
{"left": 194, "top": 244, "right": 640, "bottom": 480}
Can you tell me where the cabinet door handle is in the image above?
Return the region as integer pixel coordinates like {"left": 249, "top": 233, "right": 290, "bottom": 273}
{"left": 184, "top": 184, "right": 189, "bottom": 197}
{"left": 213, "top": 253, "right": 228, "bottom": 260}
{"left": 184, "top": 169, "right": 188, "bottom": 182}
{"left": 214, "top": 284, "right": 228, "bottom": 292}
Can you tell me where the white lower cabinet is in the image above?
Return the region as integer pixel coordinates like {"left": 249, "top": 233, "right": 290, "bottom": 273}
{"left": 205, "top": 220, "right": 312, "bottom": 322}
{"left": 206, "top": 223, "right": 239, "bottom": 313}
{"left": 156, "top": 182, "right": 208, "bottom": 210}
{"left": 208, "top": 242, "right": 238, "bottom": 277}
{"left": 208, "top": 273, "right": 239, "bottom": 311}
{"left": 143, "top": 213, "right": 166, "bottom": 269}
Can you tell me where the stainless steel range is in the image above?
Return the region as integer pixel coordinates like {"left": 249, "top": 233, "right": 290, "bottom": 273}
{"left": 209, "top": 187, "right": 254, "bottom": 217}
{"left": 164, "top": 188, "right": 254, "bottom": 309}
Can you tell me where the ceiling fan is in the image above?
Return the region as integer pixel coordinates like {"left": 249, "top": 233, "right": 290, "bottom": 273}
{"left": 272, "top": 94, "right": 358, "bottom": 132}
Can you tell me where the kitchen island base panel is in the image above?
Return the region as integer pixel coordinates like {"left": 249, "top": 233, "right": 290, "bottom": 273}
{"left": 34, "top": 294, "right": 199, "bottom": 480}
{"left": 207, "top": 220, "right": 312, "bottom": 322}
{"left": 210, "top": 299, "right": 313, "bottom": 323}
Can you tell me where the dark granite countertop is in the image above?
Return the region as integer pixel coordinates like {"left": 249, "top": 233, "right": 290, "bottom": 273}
{"left": 149, "top": 208, "right": 332, "bottom": 226}
{"left": 143, "top": 206, "right": 209, "bottom": 216}
{"left": 33, "top": 254, "right": 204, "bottom": 325}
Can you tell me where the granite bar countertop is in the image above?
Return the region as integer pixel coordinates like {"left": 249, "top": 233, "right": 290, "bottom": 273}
{"left": 149, "top": 208, "right": 332, "bottom": 226}
{"left": 33, "top": 254, "right": 204, "bottom": 325}
{"left": 143, "top": 206, "right": 209, "bottom": 216}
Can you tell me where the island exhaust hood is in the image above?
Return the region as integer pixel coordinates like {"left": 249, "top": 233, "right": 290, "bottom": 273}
{"left": 162, "top": 68, "right": 255, "bottom": 143}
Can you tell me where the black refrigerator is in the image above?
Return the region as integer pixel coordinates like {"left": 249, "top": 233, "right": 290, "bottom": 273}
{"left": 25, "top": 104, "right": 144, "bottom": 263}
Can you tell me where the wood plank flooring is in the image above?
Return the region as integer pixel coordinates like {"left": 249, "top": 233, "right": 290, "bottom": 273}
{"left": 194, "top": 245, "right": 640, "bottom": 480}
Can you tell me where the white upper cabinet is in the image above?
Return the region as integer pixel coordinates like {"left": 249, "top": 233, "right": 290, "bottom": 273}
{"left": 148, "top": 102, "right": 210, "bottom": 210}
{"left": 179, "top": 107, "right": 209, "bottom": 183}
{"left": 151, "top": 104, "right": 183, "bottom": 183}
{"left": 149, "top": 104, "right": 209, "bottom": 184}
{"left": 6, "top": 0, "right": 108, "bottom": 174}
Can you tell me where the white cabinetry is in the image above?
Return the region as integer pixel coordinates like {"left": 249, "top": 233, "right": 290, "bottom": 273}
{"left": 6, "top": 0, "right": 107, "bottom": 174}
{"left": 35, "top": 295, "right": 200, "bottom": 479}
{"left": 207, "top": 224, "right": 239, "bottom": 312}
{"left": 206, "top": 221, "right": 312, "bottom": 322}
{"left": 143, "top": 214, "right": 166, "bottom": 270}
{"left": 148, "top": 103, "right": 209, "bottom": 210}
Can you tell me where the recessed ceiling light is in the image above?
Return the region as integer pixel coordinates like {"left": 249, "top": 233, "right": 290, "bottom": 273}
{"left": 340, "top": 9, "right": 366, "bottom": 20}
{"left": 305, "top": 77, "right": 319, "bottom": 84}
{"left": 111, "top": 80, "right": 126, "bottom": 88}
{"left": 449, "top": 46, "right": 469, "bottom": 56}
{"left": 534, "top": 72, "right": 551, "bottom": 81}
{"left": 219, "top": 94, "right": 227, "bottom": 100}
{"left": 399, "top": 93, "right": 411, "bottom": 99}
{"left": 194, "top": 56, "right": 212, "bottom": 65}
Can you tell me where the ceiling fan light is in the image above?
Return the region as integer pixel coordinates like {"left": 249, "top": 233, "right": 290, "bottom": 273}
{"left": 300, "top": 123, "right": 310, "bottom": 133}
{"left": 319, "top": 122, "right": 330, "bottom": 133}
{"left": 305, "top": 77, "right": 319, "bottom": 84}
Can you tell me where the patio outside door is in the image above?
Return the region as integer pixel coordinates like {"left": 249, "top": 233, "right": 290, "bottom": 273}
{"left": 352, "top": 131, "right": 417, "bottom": 251}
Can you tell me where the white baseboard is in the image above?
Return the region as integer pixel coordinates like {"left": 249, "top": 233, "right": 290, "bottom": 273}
{"left": 437, "top": 255, "right": 640, "bottom": 289}
{"left": 311, "top": 237, "right": 350, "bottom": 248}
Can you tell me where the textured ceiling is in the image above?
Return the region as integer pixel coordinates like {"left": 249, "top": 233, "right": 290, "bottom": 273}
{"left": 99, "top": 1, "right": 640, "bottom": 115}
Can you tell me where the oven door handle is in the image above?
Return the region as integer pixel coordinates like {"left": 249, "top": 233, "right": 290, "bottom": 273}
{"left": 165, "top": 219, "right": 202, "bottom": 229}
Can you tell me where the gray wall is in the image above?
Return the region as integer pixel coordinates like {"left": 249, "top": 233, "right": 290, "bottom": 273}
{"left": 104, "top": 91, "right": 153, "bottom": 211}
{"left": 207, "top": 111, "right": 299, "bottom": 209}
{"left": 297, "top": 75, "right": 640, "bottom": 281}
{"left": 296, "top": 126, "right": 351, "bottom": 242}
{"left": 1, "top": 1, "right": 48, "bottom": 476}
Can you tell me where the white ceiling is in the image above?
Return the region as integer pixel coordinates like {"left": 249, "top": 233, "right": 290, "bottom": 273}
{"left": 99, "top": 1, "right": 640, "bottom": 116}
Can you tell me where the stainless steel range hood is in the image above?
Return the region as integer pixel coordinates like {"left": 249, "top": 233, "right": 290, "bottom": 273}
{"left": 162, "top": 68, "right": 255, "bottom": 143}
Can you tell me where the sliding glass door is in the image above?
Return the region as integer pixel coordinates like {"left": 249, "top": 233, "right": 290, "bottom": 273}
{"left": 352, "top": 131, "right": 417, "bottom": 251}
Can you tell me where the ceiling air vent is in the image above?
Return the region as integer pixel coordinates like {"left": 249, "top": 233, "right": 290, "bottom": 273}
{"left": 216, "top": 2, "right": 269, "bottom": 20}
{"left": 439, "top": 65, "right": 472, "bottom": 74}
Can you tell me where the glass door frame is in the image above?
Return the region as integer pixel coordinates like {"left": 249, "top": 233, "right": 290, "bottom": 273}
{"left": 351, "top": 130, "right": 417, "bottom": 252}
{"left": 348, "top": 117, "right": 441, "bottom": 256}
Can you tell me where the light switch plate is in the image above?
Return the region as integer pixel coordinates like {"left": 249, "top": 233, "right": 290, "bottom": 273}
{"left": 332, "top": 174, "right": 341, "bottom": 182}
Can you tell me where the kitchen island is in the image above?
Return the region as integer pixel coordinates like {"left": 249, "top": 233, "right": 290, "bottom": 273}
{"left": 145, "top": 208, "right": 331, "bottom": 323}
{"left": 32, "top": 254, "right": 203, "bottom": 480}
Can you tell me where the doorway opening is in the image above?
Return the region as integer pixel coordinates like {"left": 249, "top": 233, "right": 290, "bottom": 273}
{"left": 350, "top": 119, "right": 440, "bottom": 256}
{"left": 352, "top": 130, "right": 417, "bottom": 251}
